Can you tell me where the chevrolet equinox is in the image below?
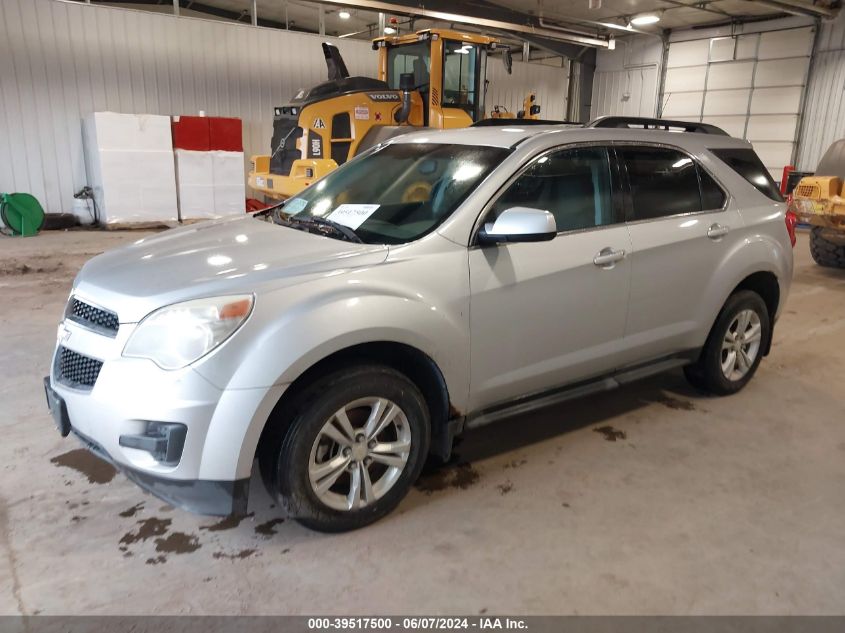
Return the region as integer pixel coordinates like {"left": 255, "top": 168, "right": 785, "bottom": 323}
{"left": 45, "top": 117, "right": 795, "bottom": 532}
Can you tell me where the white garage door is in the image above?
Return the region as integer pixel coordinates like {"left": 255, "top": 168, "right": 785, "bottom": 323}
{"left": 662, "top": 27, "right": 814, "bottom": 180}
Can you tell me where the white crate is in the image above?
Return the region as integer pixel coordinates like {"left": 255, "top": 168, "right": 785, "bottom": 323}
{"left": 83, "top": 112, "right": 177, "bottom": 224}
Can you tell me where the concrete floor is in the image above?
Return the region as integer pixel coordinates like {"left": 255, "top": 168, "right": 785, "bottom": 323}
{"left": 1, "top": 229, "right": 843, "bottom": 615}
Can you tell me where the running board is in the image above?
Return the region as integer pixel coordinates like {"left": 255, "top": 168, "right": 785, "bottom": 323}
{"left": 464, "top": 356, "right": 690, "bottom": 430}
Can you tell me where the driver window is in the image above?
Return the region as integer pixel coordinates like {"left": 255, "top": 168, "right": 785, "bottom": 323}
{"left": 489, "top": 146, "right": 615, "bottom": 233}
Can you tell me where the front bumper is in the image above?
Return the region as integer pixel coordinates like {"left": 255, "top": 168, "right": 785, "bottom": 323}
{"left": 46, "top": 312, "right": 286, "bottom": 516}
{"left": 45, "top": 375, "right": 250, "bottom": 516}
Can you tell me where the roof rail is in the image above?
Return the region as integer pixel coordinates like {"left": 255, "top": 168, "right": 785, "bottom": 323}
{"left": 587, "top": 116, "right": 729, "bottom": 136}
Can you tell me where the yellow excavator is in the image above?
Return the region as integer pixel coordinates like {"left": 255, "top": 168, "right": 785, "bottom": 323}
{"left": 789, "top": 138, "right": 845, "bottom": 268}
{"left": 249, "top": 29, "right": 516, "bottom": 200}
{"left": 490, "top": 93, "right": 542, "bottom": 120}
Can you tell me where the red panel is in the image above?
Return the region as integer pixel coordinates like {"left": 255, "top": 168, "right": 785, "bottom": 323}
{"left": 209, "top": 117, "right": 243, "bottom": 152}
{"left": 172, "top": 116, "right": 210, "bottom": 151}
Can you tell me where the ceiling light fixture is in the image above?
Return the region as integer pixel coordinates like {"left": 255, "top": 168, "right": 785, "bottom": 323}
{"left": 630, "top": 13, "right": 660, "bottom": 26}
{"left": 338, "top": 10, "right": 351, "bottom": 19}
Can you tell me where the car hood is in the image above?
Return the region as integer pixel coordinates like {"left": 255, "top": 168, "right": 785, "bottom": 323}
{"left": 73, "top": 216, "right": 389, "bottom": 322}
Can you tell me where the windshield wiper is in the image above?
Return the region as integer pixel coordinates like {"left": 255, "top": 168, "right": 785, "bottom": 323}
{"left": 266, "top": 203, "right": 363, "bottom": 243}
{"left": 295, "top": 216, "right": 364, "bottom": 243}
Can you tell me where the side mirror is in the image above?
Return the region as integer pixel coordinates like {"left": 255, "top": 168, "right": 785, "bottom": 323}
{"left": 477, "top": 207, "right": 556, "bottom": 245}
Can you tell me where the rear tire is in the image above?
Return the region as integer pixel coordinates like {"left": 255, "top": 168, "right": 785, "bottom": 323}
{"left": 270, "top": 365, "right": 430, "bottom": 533}
{"left": 684, "top": 290, "right": 770, "bottom": 396}
{"left": 810, "top": 227, "right": 845, "bottom": 269}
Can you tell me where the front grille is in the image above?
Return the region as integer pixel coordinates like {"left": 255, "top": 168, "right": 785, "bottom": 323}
{"left": 66, "top": 297, "right": 119, "bottom": 336}
{"left": 795, "top": 184, "right": 819, "bottom": 198}
{"left": 56, "top": 346, "right": 103, "bottom": 389}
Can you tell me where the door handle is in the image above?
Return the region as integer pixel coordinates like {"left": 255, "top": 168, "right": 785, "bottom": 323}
{"left": 593, "top": 247, "right": 626, "bottom": 267}
{"left": 707, "top": 223, "right": 730, "bottom": 239}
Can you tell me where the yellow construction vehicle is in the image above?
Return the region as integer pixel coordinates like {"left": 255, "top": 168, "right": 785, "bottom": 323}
{"left": 789, "top": 139, "right": 845, "bottom": 268}
{"left": 249, "top": 29, "right": 510, "bottom": 200}
{"left": 490, "top": 93, "right": 542, "bottom": 120}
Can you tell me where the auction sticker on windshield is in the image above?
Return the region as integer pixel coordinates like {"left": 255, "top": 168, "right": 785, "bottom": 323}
{"left": 326, "top": 204, "right": 380, "bottom": 230}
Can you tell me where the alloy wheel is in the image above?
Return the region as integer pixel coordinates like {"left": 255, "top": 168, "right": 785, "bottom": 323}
{"left": 720, "top": 308, "right": 762, "bottom": 381}
{"left": 308, "top": 397, "right": 411, "bottom": 512}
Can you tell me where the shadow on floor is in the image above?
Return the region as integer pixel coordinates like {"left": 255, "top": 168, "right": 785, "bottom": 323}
{"left": 442, "top": 370, "right": 706, "bottom": 466}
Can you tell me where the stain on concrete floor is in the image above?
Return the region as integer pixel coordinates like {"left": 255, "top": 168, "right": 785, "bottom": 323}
{"left": 118, "top": 503, "right": 144, "bottom": 518}
{"left": 254, "top": 518, "right": 286, "bottom": 537}
{"left": 200, "top": 513, "right": 254, "bottom": 532}
{"left": 655, "top": 395, "right": 696, "bottom": 411}
{"left": 154, "top": 532, "right": 201, "bottom": 555}
{"left": 213, "top": 549, "right": 257, "bottom": 560}
{"left": 496, "top": 481, "right": 514, "bottom": 495}
{"left": 50, "top": 449, "right": 116, "bottom": 484}
{"left": 415, "top": 462, "right": 481, "bottom": 494}
{"left": 119, "top": 517, "right": 171, "bottom": 546}
{"left": 593, "top": 426, "right": 627, "bottom": 441}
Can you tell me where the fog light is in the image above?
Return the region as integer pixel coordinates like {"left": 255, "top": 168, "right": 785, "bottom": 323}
{"left": 119, "top": 422, "right": 187, "bottom": 466}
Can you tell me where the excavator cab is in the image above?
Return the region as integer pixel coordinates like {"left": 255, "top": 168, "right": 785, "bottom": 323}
{"left": 377, "top": 30, "right": 495, "bottom": 128}
{"left": 249, "top": 29, "right": 502, "bottom": 201}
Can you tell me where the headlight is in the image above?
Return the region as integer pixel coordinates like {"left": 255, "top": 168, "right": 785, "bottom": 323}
{"left": 123, "top": 295, "right": 253, "bottom": 370}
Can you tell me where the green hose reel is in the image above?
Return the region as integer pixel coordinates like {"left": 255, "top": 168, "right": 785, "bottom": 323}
{"left": 0, "top": 193, "right": 45, "bottom": 237}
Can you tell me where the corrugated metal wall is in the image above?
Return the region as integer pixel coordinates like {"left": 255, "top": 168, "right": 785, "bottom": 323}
{"left": 486, "top": 57, "right": 569, "bottom": 121}
{"left": 0, "top": 0, "right": 373, "bottom": 213}
{"left": 591, "top": 37, "right": 663, "bottom": 119}
{"left": 796, "top": 11, "right": 845, "bottom": 171}
{"left": 0, "top": 0, "right": 567, "bottom": 213}
{"left": 662, "top": 26, "right": 815, "bottom": 178}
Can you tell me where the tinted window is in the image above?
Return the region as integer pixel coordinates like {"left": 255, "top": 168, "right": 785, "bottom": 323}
{"left": 490, "top": 147, "right": 615, "bottom": 233}
{"left": 619, "top": 147, "right": 702, "bottom": 220}
{"left": 711, "top": 147, "right": 784, "bottom": 202}
{"left": 699, "top": 166, "right": 727, "bottom": 210}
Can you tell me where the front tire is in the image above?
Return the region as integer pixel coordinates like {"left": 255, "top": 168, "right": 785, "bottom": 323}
{"left": 272, "top": 365, "right": 430, "bottom": 532}
{"left": 684, "top": 290, "right": 770, "bottom": 396}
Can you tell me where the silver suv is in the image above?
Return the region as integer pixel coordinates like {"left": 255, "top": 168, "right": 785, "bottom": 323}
{"left": 45, "top": 117, "right": 795, "bottom": 532}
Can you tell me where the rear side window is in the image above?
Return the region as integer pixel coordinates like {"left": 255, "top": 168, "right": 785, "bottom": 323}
{"left": 710, "top": 147, "right": 784, "bottom": 202}
{"left": 699, "top": 167, "right": 727, "bottom": 210}
{"left": 618, "top": 146, "right": 703, "bottom": 220}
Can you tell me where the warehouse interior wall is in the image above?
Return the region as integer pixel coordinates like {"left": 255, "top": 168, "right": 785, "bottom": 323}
{"left": 591, "top": 36, "right": 663, "bottom": 120}
{"left": 796, "top": 9, "right": 845, "bottom": 171}
{"left": 486, "top": 56, "right": 569, "bottom": 122}
{"left": 664, "top": 17, "right": 815, "bottom": 180}
{"left": 0, "top": 0, "right": 569, "bottom": 214}
{"left": 592, "top": 14, "right": 845, "bottom": 181}
{"left": 0, "top": 0, "right": 360, "bottom": 213}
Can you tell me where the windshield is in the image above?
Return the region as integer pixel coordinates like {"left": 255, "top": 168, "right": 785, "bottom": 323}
{"left": 276, "top": 142, "right": 510, "bottom": 244}
{"left": 386, "top": 41, "right": 430, "bottom": 90}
